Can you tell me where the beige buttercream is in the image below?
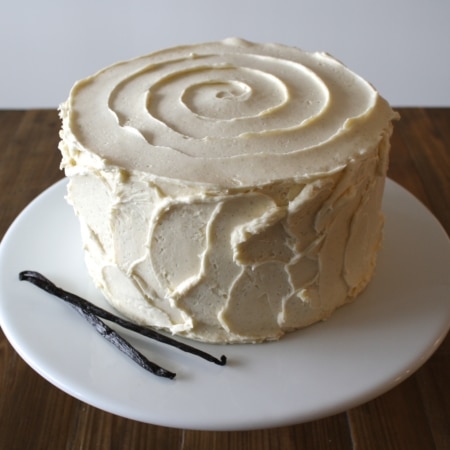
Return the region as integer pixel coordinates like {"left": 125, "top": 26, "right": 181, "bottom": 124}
{"left": 59, "top": 38, "right": 398, "bottom": 343}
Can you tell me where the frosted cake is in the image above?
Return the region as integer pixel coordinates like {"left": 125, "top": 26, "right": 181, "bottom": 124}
{"left": 59, "top": 38, "right": 398, "bottom": 343}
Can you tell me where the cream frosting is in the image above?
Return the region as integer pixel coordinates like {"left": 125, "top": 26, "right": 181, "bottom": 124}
{"left": 59, "top": 38, "right": 398, "bottom": 343}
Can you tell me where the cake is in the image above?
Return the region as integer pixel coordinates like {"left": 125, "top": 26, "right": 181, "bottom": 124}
{"left": 58, "top": 38, "right": 398, "bottom": 344}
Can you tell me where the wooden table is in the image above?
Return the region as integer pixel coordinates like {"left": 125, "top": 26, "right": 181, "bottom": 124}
{"left": 0, "top": 108, "right": 449, "bottom": 449}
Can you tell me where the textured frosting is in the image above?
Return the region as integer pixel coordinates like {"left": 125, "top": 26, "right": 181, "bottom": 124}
{"left": 59, "top": 38, "right": 398, "bottom": 343}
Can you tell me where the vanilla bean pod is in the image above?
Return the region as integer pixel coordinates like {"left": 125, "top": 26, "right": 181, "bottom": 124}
{"left": 70, "top": 301, "right": 175, "bottom": 379}
{"left": 19, "top": 271, "right": 175, "bottom": 379}
{"left": 19, "top": 271, "right": 226, "bottom": 369}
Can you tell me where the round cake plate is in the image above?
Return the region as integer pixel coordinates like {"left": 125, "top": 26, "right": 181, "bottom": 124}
{"left": 0, "top": 178, "right": 449, "bottom": 431}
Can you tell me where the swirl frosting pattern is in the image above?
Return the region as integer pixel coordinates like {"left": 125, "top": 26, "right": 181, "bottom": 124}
{"left": 66, "top": 38, "right": 393, "bottom": 187}
{"left": 60, "top": 39, "right": 398, "bottom": 343}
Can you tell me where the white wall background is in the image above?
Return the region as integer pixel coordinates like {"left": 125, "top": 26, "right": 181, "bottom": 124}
{"left": 1, "top": 0, "right": 449, "bottom": 108}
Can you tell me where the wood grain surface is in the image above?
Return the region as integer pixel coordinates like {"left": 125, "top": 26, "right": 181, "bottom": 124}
{"left": 0, "top": 108, "right": 448, "bottom": 450}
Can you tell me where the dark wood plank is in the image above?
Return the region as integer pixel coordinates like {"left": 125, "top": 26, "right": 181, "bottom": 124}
{"left": 348, "top": 376, "right": 437, "bottom": 450}
{"left": 68, "top": 408, "right": 182, "bottom": 450}
{"left": 0, "top": 328, "right": 82, "bottom": 450}
{"left": 395, "top": 108, "right": 450, "bottom": 233}
{"left": 0, "top": 110, "right": 25, "bottom": 149}
{"left": 0, "top": 109, "right": 63, "bottom": 237}
{"left": 182, "top": 414, "right": 353, "bottom": 450}
{"left": 416, "top": 357, "right": 450, "bottom": 450}
{"left": 387, "top": 115, "right": 429, "bottom": 206}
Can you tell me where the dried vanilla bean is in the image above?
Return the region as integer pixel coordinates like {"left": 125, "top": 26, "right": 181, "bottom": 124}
{"left": 19, "top": 271, "right": 227, "bottom": 376}
{"left": 70, "top": 301, "right": 175, "bottom": 379}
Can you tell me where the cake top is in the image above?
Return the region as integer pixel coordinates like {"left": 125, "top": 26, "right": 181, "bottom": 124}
{"left": 60, "top": 38, "right": 397, "bottom": 187}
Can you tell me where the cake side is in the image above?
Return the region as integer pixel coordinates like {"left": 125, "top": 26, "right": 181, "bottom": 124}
{"left": 59, "top": 38, "right": 398, "bottom": 343}
{"left": 60, "top": 126, "right": 392, "bottom": 343}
